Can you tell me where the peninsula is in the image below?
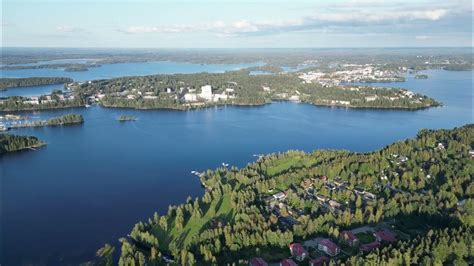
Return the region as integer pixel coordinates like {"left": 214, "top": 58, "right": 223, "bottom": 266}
{"left": 1, "top": 69, "right": 439, "bottom": 112}
{"left": 113, "top": 124, "right": 473, "bottom": 265}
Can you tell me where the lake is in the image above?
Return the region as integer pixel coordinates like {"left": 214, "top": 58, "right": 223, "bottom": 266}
{"left": 0, "top": 69, "right": 472, "bottom": 265}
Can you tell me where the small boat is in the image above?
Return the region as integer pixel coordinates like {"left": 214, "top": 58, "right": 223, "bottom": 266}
{"left": 85, "top": 104, "right": 91, "bottom": 108}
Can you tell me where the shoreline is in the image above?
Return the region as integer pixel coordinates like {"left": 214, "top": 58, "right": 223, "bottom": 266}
{"left": 1, "top": 99, "right": 440, "bottom": 113}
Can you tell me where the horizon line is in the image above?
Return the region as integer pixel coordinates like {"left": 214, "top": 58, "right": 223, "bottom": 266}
{"left": 2, "top": 46, "right": 473, "bottom": 50}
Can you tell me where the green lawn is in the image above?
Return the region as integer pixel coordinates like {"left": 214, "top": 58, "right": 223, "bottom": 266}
{"left": 151, "top": 194, "right": 233, "bottom": 251}
{"left": 355, "top": 232, "right": 376, "bottom": 244}
{"left": 266, "top": 155, "right": 317, "bottom": 177}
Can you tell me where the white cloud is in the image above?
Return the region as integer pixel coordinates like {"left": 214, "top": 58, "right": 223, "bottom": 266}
{"left": 415, "top": 35, "right": 430, "bottom": 40}
{"left": 56, "top": 26, "right": 84, "bottom": 33}
{"left": 119, "top": 5, "right": 457, "bottom": 37}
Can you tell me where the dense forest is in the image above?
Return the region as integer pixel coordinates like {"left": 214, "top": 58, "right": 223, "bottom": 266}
{"left": 109, "top": 124, "right": 473, "bottom": 265}
{"left": 346, "top": 227, "right": 471, "bottom": 265}
{"left": 0, "top": 77, "right": 73, "bottom": 90}
{"left": 0, "top": 134, "right": 44, "bottom": 154}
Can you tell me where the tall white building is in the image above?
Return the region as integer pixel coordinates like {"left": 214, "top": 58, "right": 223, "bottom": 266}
{"left": 200, "top": 85, "right": 213, "bottom": 100}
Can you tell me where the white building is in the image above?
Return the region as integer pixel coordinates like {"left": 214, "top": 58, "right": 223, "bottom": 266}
{"left": 200, "top": 85, "right": 213, "bottom": 100}
{"left": 212, "top": 93, "right": 228, "bottom": 102}
{"left": 143, "top": 95, "right": 158, "bottom": 100}
{"left": 184, "top": 93, "right": 198, "bottom": 102}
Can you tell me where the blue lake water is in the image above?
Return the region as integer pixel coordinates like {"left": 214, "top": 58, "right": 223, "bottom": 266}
{"left": 0, "top": 84, "right": 67, "bottom": 98}
{"left": 0, "top": 69, "right": 472, "bottom": 265}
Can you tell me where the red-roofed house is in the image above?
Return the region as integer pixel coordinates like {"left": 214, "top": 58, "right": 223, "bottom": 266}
{"left": 280, "top": 258, "right": 298, "bottom": 266}
{"left": 289, "top": 242, "right": 308, "bottom": 261}
{"left": 374, "top": 230, "right": 396, "bottom": 243}
{"left": 360, "top": 241, "right": 381, "bottom": 253}
{"left": 318, "top": 239, "right": 340, "bottom": 256}
{"left": 310, "top": 256, "right": 330, "bottom": 266}
{"left": 249, "top": 257, "right": 268, "bottom": 266}
{"left": 340, "top": 230, "right": 359, "bottom": 246}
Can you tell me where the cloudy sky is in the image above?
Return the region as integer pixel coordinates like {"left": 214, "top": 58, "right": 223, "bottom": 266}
{"left": 2, "top": 0, "right": 472, "bottom": 48}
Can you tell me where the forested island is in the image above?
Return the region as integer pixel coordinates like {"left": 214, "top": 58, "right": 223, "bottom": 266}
{"left": 0, "top": 77, "right": 73, "bottom": 90}
{"left": 46, "top": 114, "right": 84, "bottom": 126}
{"left": 111, "top": 124, "right": 473, "bottom": 265}
{"left": 117, "top": 115, "right": 137, "bottom": 122}
{"left": 0, "top": 134, "right": 44, "bottom": 154}
{"left": 415, "top": 74, "right": 429, "bottom": 79}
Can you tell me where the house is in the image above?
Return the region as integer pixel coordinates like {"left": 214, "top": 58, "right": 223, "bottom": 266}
{"left": 374, "top": 230, "right": 396, "bottom": 243}
{"left": 340, "top": 230, "right": 359, "bottom": 246}
{"left": 360, "top": 241, "right": 381, "bottom": 253}
{"left": 469, "top": 150, "right": 474, "bottom": 157}
{"left": 365, "top": 95, "right": 378, "bottom": 102}
{"left": 315, "top": 194, "right": 328, "bottom": 202}
{"left": 318, "top": 175, "right": 328, "bottom": 182}
{"left": 289, "top": 243, "right": 307, "bottom": 261}
{"left": 273, "top": 192, "right": 287, "bottom": 201}
{"left": 318, "top": 239, "right": 340, "bottom": 256}
{"left": 280, "top": 258, "right": 297, "bottom": 266}
{"left": 363, "top": 192, "right": 377, "bottom": 202}
{"left": 249, "top": 257, "right": 268, "bottom": 266}
{"left": 143, "top": 95, "right": 158, "bottom": 100}
{"left": 301, "top": 179, "right": 314, "bottom": 190}
{"left": 333, "top": 177, "right": 346, "bottom": 186}
{"left": 325, "top": 182, "right": 337, "bottom": 191}
{"left": 328, "top": 200, "right": 342, "bottom": 211}
{"left": 310, "top": 256, "right": 330, "bottom": 266}
{"left": 354, "top": 187, "right": 365, "bottom": 195}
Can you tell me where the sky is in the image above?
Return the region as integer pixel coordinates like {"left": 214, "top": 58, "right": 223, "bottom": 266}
{"left": 1, "top": 0, "right": 472, "bottom": 48}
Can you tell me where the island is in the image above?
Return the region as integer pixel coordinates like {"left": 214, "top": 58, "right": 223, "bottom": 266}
{"left": 415, "top": 74, "right": 429, "bottom": 79}
{"left": 110, "top": 124, "right": 473, "bottom": 265}
{"left": 0, "top": 77, "right": 73, "bottom": 90}
{"left": 0, "top": 133, "right": 45, "bottom": 154}
{"left": 117, "top": 115, "right": 137, "bottom": 122}
{"left": 64, "top": 65, "right": 90, "bottom": 72}
{"left": 46, "top": 114, "right": 84, "bottom": 126}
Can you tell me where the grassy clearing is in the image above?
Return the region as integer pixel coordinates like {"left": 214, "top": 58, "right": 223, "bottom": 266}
{"left": 152, "top": 194, "right": 233, "bottom": 251}
{"left": 266, "top": 155, "right": 317, "bottom": 176}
